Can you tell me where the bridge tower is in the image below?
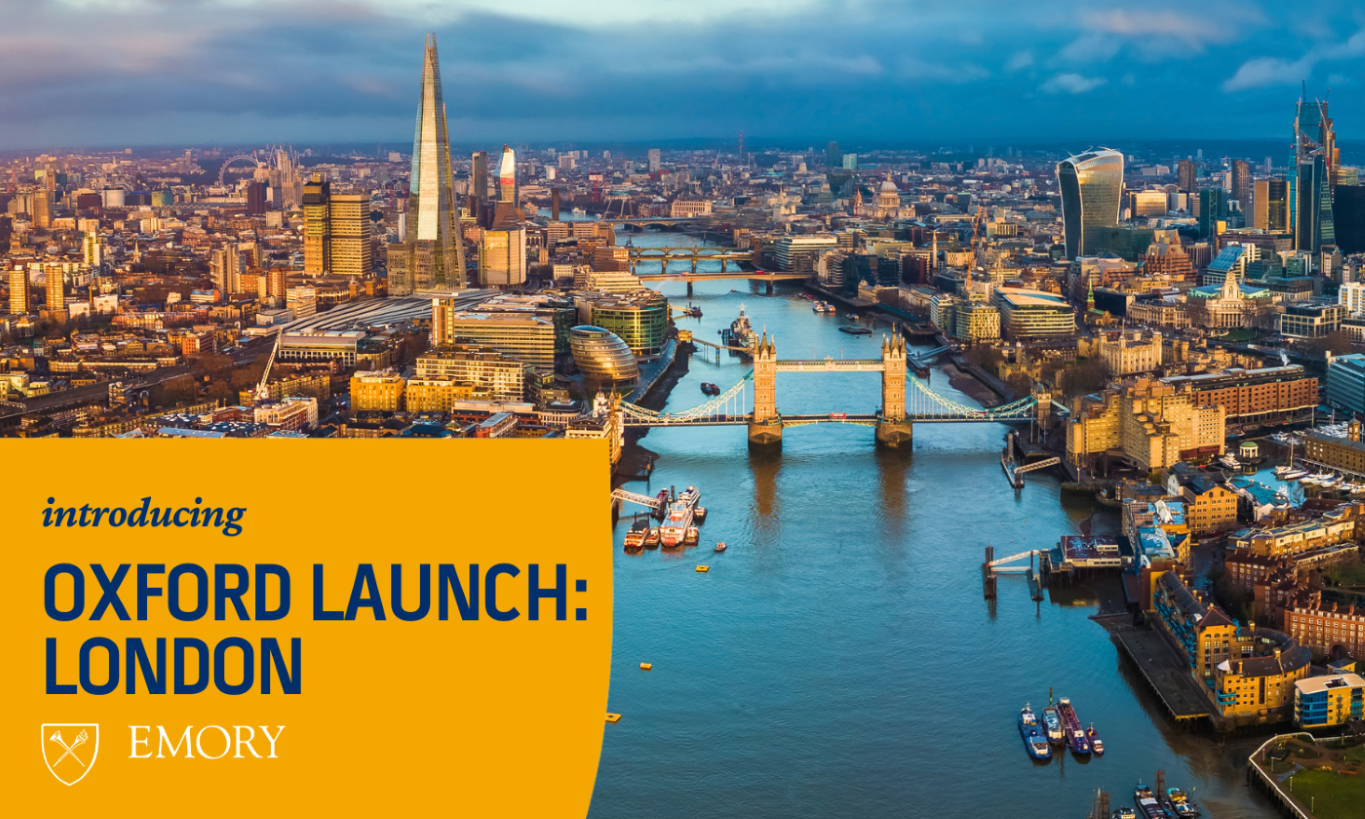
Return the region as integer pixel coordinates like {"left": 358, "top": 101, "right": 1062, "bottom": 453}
{"left": 748, "top": 332, "right": 783, "bottom": 449}
{"left": 876, "top": 333, "right": 915, "bottom": 448}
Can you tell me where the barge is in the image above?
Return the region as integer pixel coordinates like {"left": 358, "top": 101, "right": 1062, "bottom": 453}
{"left": 1056, "top": 697, "right": 1091, "bottom": 754}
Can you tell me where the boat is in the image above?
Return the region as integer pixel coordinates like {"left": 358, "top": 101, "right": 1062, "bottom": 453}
{"left": 1282, "top": 468, "right": 1308, "bottom": 480}
{"left": 643, "top": 526, "right": 661, "bottom": 548}
{"left": 714, "top": 542, "right": 727, "bottom": 553}
{"left": 1056, "top": 697, "right": 1091, "bottom": 754}
{"left": 1017, "top": 704, "right": 1052, "bottom": 761}
{"left": 1163, "top": 787, "right": 1200, "bottom": 818}
{"left": 813, "top": 301, "right": 835, "bottom": 313}
{"left": 725, "top": 304, "right": 758, "bottom": 349}
{"left": 849, "top": 313, "right": 860, "bottom": 320}
{"left": 1135, "top": 786, "right": 1170, "bottom": 819}
{"left": 661, "top": 487, "right": 702, "bottom": 548}
{"left": 1086, "top": 724, "right": 1104, "bottom": 755}
{"left": 700, "top": 382, "right": 721, "bottom": 396}
{"left": 624, "top": 520, "right": 649, "bottom": 550}
{"left": 1041, "top": 706, "right": 1064, "bottom": 744}
{"left": 684, "top": 527, "right": 699, "bottom": 547}
{"left": 693, "top": 506, "right": 708, "bottom": 524}
{"left": 839, "top": 325, "right": 872, "bottom": 335}
{"left": 1112, "top": 809, "right": 1137, "bottom": 819}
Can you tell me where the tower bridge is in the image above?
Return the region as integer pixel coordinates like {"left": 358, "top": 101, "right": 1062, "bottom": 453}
{"left": 616, "top": 335, "right": 1051, "bottom": 451}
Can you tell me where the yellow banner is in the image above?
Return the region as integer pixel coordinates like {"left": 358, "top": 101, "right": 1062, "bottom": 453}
{"left": 1, "top": 439, "right": 612, "bottom": 817}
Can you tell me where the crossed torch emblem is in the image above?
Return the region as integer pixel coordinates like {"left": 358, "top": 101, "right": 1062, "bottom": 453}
{"left": 47, "top": 729, "right": 89, "bottom": 769}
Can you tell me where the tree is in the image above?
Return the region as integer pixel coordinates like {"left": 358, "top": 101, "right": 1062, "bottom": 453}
{"left": 966, "top": 345, "right": 1003, "bottom": 374}
{"left": 1004, "top": 371, "right": 1033, "bottom": 400}
{"left": 1303, "top": 330, "right": 1353, "bottom": 357}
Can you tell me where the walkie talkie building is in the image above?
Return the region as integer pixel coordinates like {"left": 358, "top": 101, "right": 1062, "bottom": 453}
{"left": 1057, "top": 148, "right": 1123, "bottom": 259}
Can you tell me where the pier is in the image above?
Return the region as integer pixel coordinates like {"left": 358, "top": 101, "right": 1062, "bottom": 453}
{"left": 1109, "top": 624, "right": 1213, "bottom": 725}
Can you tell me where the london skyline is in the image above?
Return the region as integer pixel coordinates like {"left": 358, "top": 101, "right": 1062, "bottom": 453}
{"left": 2, "top": 1, "right": 1365, "bottom": 150}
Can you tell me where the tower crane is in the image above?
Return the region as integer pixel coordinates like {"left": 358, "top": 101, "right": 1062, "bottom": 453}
{"left": 254, "top": 329, "right": 283, "bottom": 403}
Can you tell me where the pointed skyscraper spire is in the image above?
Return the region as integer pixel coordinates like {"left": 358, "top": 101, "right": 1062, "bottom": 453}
{"left": 388, "top": 34, "right": 466, "bottom": 293}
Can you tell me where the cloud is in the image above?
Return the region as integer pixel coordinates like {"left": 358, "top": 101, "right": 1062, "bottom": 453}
{"left": 1221, "top": 26, "right": 1365, "bottom": 91}
{"left": 1056, "top": 34, "right": 1121, "bottom": 64}
{"left": 1041, "top": 73, "right": 1108, "bottom": 94}
{"left": 1006, "top": 50, "right": 1034, "bottom": 71}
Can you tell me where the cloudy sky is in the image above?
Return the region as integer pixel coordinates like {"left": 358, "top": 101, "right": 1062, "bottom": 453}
{"left": 1, "top": 0, "right": 1363, "bottom": 150}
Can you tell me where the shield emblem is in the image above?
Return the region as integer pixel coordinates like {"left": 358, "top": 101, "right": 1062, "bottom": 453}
{"left": 40, "top": 724, "right": 99, "bottom": 786}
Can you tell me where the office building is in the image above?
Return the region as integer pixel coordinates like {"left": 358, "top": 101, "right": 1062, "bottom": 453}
{"left": 1057, "top": 149, "right": 1123, "bottom": 258}
{"left": 1337, "top": 184, "right": 1365, "bottom": 254}
{"left": 842, "top": 154, "right": 858, "bottom": 170}
{"left": 210, "top": 244, "right": 243, "bottom": 295}
{"left": 1231, "top": 159, "right": 1252, "bottom": 214}
{"left": 479, "top": 227, "right": 527, "bottom": 288}
{"left": 570, "top": 326, "right": 639, "bottom": 387}
{"left": 46, "top": 267, "right": 66, "bottom": 321}
{"left": 434, "top": 311, "right": 557, "bottom": 372}
{"left": 992, "top": 288, "right": 1077, "bottom": 340}
{"left": 1177, "top": 159, "right": 1196, "bottom": 193}
{"left": 498, "top": 145, "right": 517, "bottom": 205}
{"left": 8, "top": 269, "right": 28, "bottom": 314}
{"left": 1199, "top": 187, "right": 1229, "bottom": 239}
{"left": 471, "top": 150, "right": 489, "bottom": 211}
{"left": 414, "top": 347, "right": 526, "bottom": 403}
{"left": 303, "top": 174, "right": 330, "bottom": 274}
{"left": 1326, "top": 354, "right": 1365, "bottom": 415}
{"left": 577, "top": 291, "right": 669, "bottom": 358}
{"left": 388, "top": 35, "right": 467, "bottom": 293}
{"left": 1277, "top": 301, "right": 1344, "bottom": 339}
{"left": 647, "top": 148, "right": 661, "bottom": 173}
{"left": 826, "top": 141, "right": 841, "bottom": 168}
{"left": 328, "top": 193, "right": 372, "bottom": 277}
{"left": 1253, "top": 180, "right": 1289, "bottom": 232}
{"left": 1292, "top": 95, "right": 1337, "bottom": 253}
{"left": 350, "top": 370, "right": 406, "bottom": 412}
{"left": 1294, "top": 673, "right": 1365, "bottom": 729}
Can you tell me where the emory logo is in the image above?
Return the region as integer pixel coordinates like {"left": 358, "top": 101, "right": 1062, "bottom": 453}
{"left": 41, "top": 723, "right": 100, "bottom": 786}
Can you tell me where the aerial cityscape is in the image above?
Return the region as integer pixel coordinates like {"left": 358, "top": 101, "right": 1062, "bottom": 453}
{"left": 6, "top": 3, "right": 1365, "bottom": 817}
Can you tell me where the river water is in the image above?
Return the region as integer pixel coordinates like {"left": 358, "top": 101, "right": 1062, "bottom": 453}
{"left": 587, "top": 231, "right": 1276, "bottom": 819}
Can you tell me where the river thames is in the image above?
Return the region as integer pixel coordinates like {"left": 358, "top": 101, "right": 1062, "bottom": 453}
{"left": 583, "top": 233, "right": 1277, "bottom": 819}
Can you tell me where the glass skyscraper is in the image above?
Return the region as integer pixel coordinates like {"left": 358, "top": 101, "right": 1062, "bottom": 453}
{"left": 387, "top": 34, "right": 466, "bottom": 293}
{"left": 1291, "top": 95, "right": 1337, "bottom": 253}
{"left": 1057, "top": 149, "right": 1123, "bottom": 259}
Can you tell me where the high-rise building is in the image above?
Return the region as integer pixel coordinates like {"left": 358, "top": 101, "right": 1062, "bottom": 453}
{"left": 303, "top": 174, "right": 330, "bottom": 274}
{"left": 328, "top": 194, "right": 372, "bottom": 277}
{"left": 647, "top": 148, "right": 661, "bottom": 173}
{"left": 211, "top": 244, "right": 243, "bottom": 295}
{"left": 82, "top": 231, "right": 103, "bottom": 267}
{"left": 8, "top": 269, "right": 29, "bottom": 314}
{"left": 480, "top": 227, "right": 527, "bottom": 288}
{"left": 33, "top": 190, "right": 52, "bottom": 230}
{"left": 1231, "top": 159, "right": 1252, "bottom": 214}
{"left": 388, "top": 34, "right": 467, "bottom": 293}
{"left": 1292, "top": 93, "right": 1337, "bottom": 252}
{"left": 1254, "top": 180, "right": 1289, "bottom": 232}
{"left": 46, "top": 267, "right": 66, "bottom": 322}
{"left": 842, "top": 154, "right": 859, "bottom": 170}
{"left": 246, "top": 181, "right": 267, "bottom": 216}
{"left": 826, "top": 141, "right": 842, "bottom": 168}
{"left": 498, "top": 145, "right": 517, "bottom": 205}
{"left": 1177, "top": 159, "right": 1197, "bottom": 193}
{"left": 1200, "top": 187, "right": 1229, "bottom": 239}
{"left": 1057, "top": 148, "right": 1123, "bottom": 259}
{"left": 471, "top": 150, "right": 489, "bottom": 216}
{"left": 1336, "top": 185, "right": 1365, "bottom": 255}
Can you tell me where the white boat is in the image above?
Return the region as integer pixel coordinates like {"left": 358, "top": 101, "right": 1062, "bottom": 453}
{"left": 1282, "top": 468, "right": 1309, "bottom": 480}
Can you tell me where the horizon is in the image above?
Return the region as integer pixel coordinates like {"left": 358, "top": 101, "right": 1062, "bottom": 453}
{"left": 2, "top": 1, "right": 1363, "bottom": 151}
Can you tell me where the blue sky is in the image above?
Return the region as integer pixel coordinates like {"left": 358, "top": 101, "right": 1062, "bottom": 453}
{"left": 1, "top": 0, "right": 1363, "bottom": 150}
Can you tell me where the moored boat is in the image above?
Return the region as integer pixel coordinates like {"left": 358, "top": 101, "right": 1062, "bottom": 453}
{"left": 1086, "top": 724, "right": 1104, "bottom": 755}
{"left": 1163, "top": 787, "right": 1200, "bottom": 818}
{"left": 684, "top": 526, "right": 699, "bottom": 547}
{"left": 1041, "top": 706, "right": 1064, "bottom": 744}
{"left": 1056, "top": 697, "right": 1090, "bottom": 754}
{"left": 714, "top": 542, "right": 727, "bottom": 553}
{"left": 1111, "top": 809, "right": 1137, "bottom": 819}
{"left": 1135, "top": 785, "right": 1170, "bottom": 819}
{"left": 624, "top": 520, "right": 649, "bottom": 550}
{"left": 1017, "top": 704, "right": 1052, "bottom": 761}
{"left": 643, "top": 526, "right": 661, "bottom": 548}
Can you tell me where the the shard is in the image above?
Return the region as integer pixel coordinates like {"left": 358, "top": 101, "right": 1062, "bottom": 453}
{"left": 388, "top": 34, "right": 466, "bottom": 293}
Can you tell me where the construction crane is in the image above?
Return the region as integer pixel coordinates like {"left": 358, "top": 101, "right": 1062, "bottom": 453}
{"left": 253, "top": 330, "right": 283, "bottom": 404}
{"left": 968, "top": 205, "right": 987, "bottom": 252}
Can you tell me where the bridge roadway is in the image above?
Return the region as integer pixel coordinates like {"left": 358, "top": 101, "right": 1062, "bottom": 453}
{"left": 626, "top": 412, "right": 1035, "bottom": 428}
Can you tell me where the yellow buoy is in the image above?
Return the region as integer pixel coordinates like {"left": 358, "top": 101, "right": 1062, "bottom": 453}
{"left": 696, "top": 565, "right": 709, "bottom": 573}
{"left": 640, "top": 662, "right": 653, "bottom": 671}
{"left": 606, "top": 713, "right": 622, "bottom": 723}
